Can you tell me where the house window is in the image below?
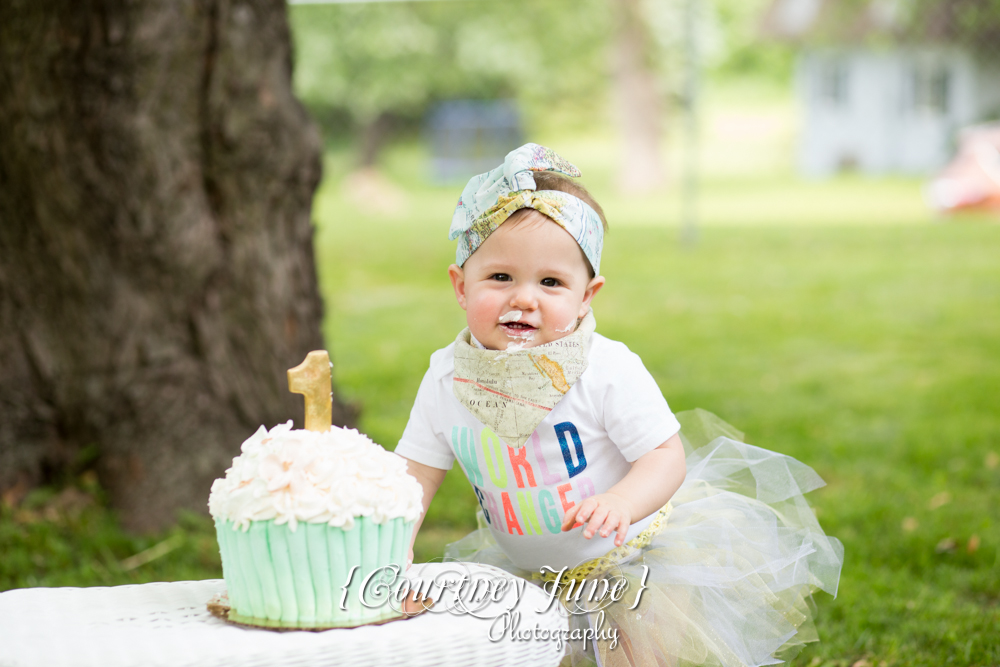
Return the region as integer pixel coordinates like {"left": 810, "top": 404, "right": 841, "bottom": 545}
{"left": 818, "top": 59, "right": 849, "bottom": 108}
{"left": 912, "top": 63, "right": 950, "bottom": 115}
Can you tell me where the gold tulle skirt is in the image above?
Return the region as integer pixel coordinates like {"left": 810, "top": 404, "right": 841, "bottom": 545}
{"left": 445, "top": 410, "right": 844, "bottom": 667}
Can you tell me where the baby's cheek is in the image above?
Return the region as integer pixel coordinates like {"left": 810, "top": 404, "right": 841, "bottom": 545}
{"left": 466, "top": 295, "right": 496, "bottom": 320}
{"left": 556, "top": 303, "right": 581, "bottom": 329}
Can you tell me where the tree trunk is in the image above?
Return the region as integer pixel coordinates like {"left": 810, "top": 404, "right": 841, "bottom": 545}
{"left": 611, "top": 0, "right": 666, "bottom": 193}
{"left": 358, "top": 111, "right": 392, "bottom": 170}
{"left": 0, "top": 0, "right": 354, "bottom": 531}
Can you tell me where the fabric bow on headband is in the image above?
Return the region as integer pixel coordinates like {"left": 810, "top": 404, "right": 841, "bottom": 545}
{"left": 448, "top": 143, "right": 605, "bottom": 275}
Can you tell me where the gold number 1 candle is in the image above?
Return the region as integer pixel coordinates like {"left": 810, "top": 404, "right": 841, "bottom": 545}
{"left": 287, "top": 350, "right": 333, "bottom": 432}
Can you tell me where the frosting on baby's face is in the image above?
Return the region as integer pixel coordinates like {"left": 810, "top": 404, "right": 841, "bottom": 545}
{"left": 208, "top": 422, "right": 423, "bottom": 531}
{"left": 448, "top": 210, "right": 604, "bottom": 351}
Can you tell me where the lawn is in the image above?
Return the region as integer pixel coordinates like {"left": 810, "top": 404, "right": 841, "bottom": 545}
{"left": 3, "top": 121, "right": 998, "bottom": 665}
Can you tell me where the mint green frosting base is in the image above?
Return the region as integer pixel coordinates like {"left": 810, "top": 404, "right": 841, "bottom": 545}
{"left": 215, "top": 517, "right": 414, "bottom": 626}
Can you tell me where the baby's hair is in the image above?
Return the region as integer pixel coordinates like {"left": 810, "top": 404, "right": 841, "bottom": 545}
{"left": 532, "top": 172, "right": 608, "bottom": 232}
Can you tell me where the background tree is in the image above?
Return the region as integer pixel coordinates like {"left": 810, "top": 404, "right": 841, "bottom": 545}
{"left": 289, "top": 0, "right": 612, "bottom": 170}
{"left": 907, "top": 0, "right": 1000, "bottom": 55}
{"left": 0, "top": 0, "right": 352, "bottom": 532}
{"left": 771, "top": 0, "right": 1000, "bottom": 59}
{"left": 611, "top": 0, "right": 668, "bottom": 192}
{"left": 289, "top": 0, "right": 764, "bottom": 192}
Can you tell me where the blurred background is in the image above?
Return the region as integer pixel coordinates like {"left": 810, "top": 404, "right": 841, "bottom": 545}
{"left": 2, "top": 0, "right": 998, "bottom": 664}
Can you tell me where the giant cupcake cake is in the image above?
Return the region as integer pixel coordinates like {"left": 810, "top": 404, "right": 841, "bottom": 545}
{"left": 208, "top": 351, "right": 423, "bottom": 628}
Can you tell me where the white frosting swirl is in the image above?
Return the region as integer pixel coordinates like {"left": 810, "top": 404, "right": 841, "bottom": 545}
{"left": 208, "top": 422, "right": 423, "bottom": 532}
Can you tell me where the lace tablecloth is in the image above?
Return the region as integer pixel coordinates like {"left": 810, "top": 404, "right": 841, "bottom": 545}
{"left": 0, "top": 563, "right": 568, "bottom": 667}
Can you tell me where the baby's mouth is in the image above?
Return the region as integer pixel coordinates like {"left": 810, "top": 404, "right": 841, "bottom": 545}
{"left": 500, "top": 322, "right": 537, "bottom": 338}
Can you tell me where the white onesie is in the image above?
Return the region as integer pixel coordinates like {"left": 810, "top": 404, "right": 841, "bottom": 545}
{"left": 395, "top": 332, "right": 681, "bottom": 570}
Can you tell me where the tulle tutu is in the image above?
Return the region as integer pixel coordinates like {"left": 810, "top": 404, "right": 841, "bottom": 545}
{"left": 445, "top": 410, "right": 844, "bottom": 667}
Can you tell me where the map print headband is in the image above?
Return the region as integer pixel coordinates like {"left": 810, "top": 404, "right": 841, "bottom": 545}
{"left": 448, "top": 143, "right": 605, "bottom": 275}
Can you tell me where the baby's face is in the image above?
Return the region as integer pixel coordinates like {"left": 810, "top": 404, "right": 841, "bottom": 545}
{"left": 449, "top": 210, "right": 604, "bottom": 350}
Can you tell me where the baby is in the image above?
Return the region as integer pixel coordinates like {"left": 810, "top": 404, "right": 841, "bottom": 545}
{"left": 395, "top": 144, "right": 842, "bottom": 667}
{"left": 398, "top": 143, "right": 686, "bottom": 564}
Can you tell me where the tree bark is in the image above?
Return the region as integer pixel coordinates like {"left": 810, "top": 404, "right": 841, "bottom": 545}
{"left": 0, "top": 0, "right": 354, "bottom": 531}
{"left": 611, "top": 0, "right": 666, "bottom": 193}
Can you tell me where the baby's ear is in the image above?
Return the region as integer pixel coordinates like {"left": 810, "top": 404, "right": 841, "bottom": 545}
{"left": 448, "top": 264, "right": 468, "bottom": 310}
{"left": 580, "top": 275, "right": 605, "bottom": 316}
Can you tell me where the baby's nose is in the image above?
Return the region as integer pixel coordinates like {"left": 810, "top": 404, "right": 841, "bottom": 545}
{"left": 509, "top": 284, "right": 538, "bottom": 310}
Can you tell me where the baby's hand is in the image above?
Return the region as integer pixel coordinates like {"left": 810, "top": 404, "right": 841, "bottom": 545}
{"left": 561, "top": 493, "right": 632, "bottom": 547}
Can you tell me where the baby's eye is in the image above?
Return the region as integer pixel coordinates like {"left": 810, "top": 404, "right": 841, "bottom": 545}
{"left": 491, "top": 273, "right": 511, "bottom": 282}
{"left": 540, "top": 277, "right": 560, "bottom": 287}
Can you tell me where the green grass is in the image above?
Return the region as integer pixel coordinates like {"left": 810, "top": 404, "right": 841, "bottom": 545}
{"left": 3, "top": 119, "right": 999, "bottom": 664}
{"left": 0, "top": 477, "right": 222, "bottom": 589}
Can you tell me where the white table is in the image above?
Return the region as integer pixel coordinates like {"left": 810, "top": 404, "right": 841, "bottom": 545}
{"left": 0, "top": 563, "right": 568, "bottom": 667}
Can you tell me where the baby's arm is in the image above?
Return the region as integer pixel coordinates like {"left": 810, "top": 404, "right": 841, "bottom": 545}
{"left": 561, "top": 433, "right": 685, "bottom": 546}
{"left": 402, "top": 457, "right": 447, "bottom": 564}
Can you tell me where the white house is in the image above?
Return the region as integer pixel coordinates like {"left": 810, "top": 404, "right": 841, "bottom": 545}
{"left": 763, "top": 0, "right": 1000, "bottom": 176}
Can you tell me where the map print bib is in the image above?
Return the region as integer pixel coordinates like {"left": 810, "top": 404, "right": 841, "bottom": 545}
{"left": 452, "top": 311, "right": 595, "bottom": 449}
